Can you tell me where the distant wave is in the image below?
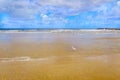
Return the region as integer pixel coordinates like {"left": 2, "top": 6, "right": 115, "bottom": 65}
{"left": 0, "top": 29, "right": 120, "bottom": 33}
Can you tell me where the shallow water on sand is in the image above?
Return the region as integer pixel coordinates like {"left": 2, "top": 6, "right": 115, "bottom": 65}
{"left": 0, "top": 31, "right": 120, "bottom": 80}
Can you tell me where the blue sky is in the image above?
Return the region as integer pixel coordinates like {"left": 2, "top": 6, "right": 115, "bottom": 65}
{"left": 0, "top": 0, "right": 120, "bottom": 29}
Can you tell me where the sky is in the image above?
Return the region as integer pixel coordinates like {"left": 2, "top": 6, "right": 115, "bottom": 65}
{"left": 0, "top": 0, "right": 120, "bottom": 29}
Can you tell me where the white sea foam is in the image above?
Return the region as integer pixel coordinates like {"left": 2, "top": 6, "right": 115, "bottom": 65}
{"left": 0, "top": 29, "right": 120, "bottom": 33}
{"left": 0, "top": 57, "right": 31, "bottom": 62}
{"left": 0, "top": 56, "right": 56, "bottom": 63}
{"left": 1, "top": 54, "right": 120, "bottom": 63}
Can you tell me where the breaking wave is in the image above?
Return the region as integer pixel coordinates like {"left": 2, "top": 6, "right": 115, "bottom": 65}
{"left": 1, "top": 29, "right": 120, "bottom": 33}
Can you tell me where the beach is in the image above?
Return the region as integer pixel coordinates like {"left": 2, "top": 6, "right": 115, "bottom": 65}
{"left": 0, "top": 30, "right": 120, "bottom": 80}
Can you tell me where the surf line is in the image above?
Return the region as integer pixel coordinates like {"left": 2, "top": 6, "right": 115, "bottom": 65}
{"left": 0, "top": 56, "right": 56, "bottom": 63}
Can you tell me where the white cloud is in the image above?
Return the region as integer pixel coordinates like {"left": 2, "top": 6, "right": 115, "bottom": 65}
{"left": 0, "top": 0, "right": 116, "bottom": 27}
{"left": 108, "top": 1, "right": 120, "bottom": 19}
{"left": 91, "top": 0, "right": 120, "bottom": 20}
{"left": 1, "top": 15, "right": 67, "bottom": 28}
{"left": 0, "top": 0, "right": 114, "bottom": 18}
{"left": 117, "top": 1, "right": 120, "bottom": 6}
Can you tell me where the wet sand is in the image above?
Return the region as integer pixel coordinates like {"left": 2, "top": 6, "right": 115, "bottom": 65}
{"left": 0, "top": 30, "right": 120, "bottom": 80}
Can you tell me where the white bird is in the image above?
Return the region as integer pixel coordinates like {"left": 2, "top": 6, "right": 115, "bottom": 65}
{"left": 72, "top": 46, "right": 76, "bottom": 51}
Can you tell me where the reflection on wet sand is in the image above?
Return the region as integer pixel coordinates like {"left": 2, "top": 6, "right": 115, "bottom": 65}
{"left": 0, "top": 31, "right": 120, "bottom": 80}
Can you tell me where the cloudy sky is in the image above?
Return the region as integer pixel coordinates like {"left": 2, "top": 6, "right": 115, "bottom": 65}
{"left": 0, "top": 0, "right": 120, "bottom": 28}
